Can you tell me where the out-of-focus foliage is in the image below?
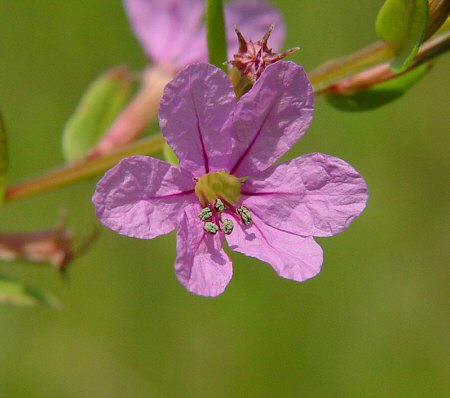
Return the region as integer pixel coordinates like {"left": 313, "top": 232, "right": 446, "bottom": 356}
{"left": 0, "top": 274, "right": 60, "bottom": 308}
{"left": 326, "top": 63, "right": 430, "bottom": 111}
{"left": 376, "top": 0, "right": 429, "bottom": 71}
{"left": 162, "top": 142, "right": 179, "bottom": 165}
{"left": 62, "top": 66, "right": 133, "bottom": 162}
{"left": 0, "top": 110, "right": 7, "bottom": 203}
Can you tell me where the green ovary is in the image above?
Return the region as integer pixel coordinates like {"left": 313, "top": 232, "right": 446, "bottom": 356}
{"left": 195, "top": 171, "right": 242, "bottom": 206}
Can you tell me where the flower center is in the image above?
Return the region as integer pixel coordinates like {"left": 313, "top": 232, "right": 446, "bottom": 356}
{"left": 194, "top": 171, "right": 242, "bottom": 207}
{"left": 195, "top": 171, "right": 253, "bottom": 235}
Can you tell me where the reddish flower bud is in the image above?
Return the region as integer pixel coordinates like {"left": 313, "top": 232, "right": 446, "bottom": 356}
{"left": 227, "top": 24, "right": 299, "bottom": 82}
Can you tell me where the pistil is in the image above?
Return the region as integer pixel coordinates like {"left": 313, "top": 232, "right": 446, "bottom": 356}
{"left": 194, "top": 171, "right": 242, "bottom": 207}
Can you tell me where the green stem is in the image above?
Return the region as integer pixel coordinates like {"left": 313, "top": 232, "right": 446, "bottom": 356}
{"left": 5, "top": 134, "right": 165, "bottom": 203}
{"left": 206, "top": 0, "right": 228, "bottom": 72}
{"left": 309, "top": 8, "right": 450, "bottom": 93}
{"left": 327, "top": 30, "right": 450, "bottom": 93}
{"left": 309, "top": 41, "right": 394, "bottom": 92}
{"left": 411, "top": 28, "right": 450, "bottom": 65}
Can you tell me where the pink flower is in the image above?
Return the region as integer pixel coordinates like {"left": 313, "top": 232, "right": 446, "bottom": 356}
{"left": 93, "top": 0, "right": 286, "bottom": 157}
{"left": 124, "top": 0, "right": 286, "bottom": 70}
{"left": 93, "top": 61, "right": 368, "bottom": 297}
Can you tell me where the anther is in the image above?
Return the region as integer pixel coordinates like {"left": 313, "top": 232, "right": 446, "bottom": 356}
{"left": 203, "top": 222, "right": 219, "bottom": 234}
{"left": 221, "top": 219, "right": 234, "bottom": 235}
{"left": 214, "top": 199, "right": 225, "bottom": 212}
{"left": 237, "top": 206, "right": 252, "bottom": 225}
{"left": 198, "top": 207, "right": 213, "bottom": 221}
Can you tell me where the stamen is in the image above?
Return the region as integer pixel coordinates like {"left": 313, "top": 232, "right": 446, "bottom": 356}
{"left": 203, "top": 222, "right": 219, "bottom": 234}
{"left": 198, "top": 207, "right": 213, "bottom": 221}
{"left": 221, "top": 219, "right": 234, "bottom": 235}
{"left": 237, "top": 206, "right": 252, "bottom": 225}
{"left": 214, "top": 199, "right": 225, "bottom": 212}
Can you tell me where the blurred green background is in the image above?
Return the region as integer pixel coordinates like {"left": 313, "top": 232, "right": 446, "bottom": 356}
{"left": 0, "top": 0, "right": 449, "bottom": 397}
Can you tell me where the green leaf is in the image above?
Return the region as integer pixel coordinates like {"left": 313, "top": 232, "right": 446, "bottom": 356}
{"left": 326, "top": 63, "right": 429, "bottom": 112}
{"left": 206, "top": 0, "right": 228, "bottom": 73}
{"left": 0, "top": 110, "right": 7, "bottom": 203}
{"left": 376, "top": 0, "right": 429, "bottom": 72}
{"left": 162, "top": 142, "right": 179, "bottom": 165}
{"left": 0, "top": 274, "right": 61, "bottom": 308}
{"left": 62, "top": 66, "right": 133, "bottom": 162}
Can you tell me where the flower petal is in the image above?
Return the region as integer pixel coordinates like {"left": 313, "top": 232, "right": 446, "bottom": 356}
{"left": 225, "top": 0, "right": 286, "bottom": 56}
{"left": 93, "top": 156, "right": 196, "bottom": 239}
{"left": 124, "top": 0, "right": 206, "bottom": 69}
{"left": 159, "top": 63, "right": 236, "bottom": 176}
{"left": 175, "top": 205, "right": 233, "bottom": 296}
{"left": 242, "top": 153, "right": 369, "bottom": 237}
{"left": 229, "top": 61, "right": 314, "bottom": 177}
{"left": 227, "top": 214, "right": 323, "bottom": 282}
{"left": 125, "top": 0, "right": 285, "bottom": 70}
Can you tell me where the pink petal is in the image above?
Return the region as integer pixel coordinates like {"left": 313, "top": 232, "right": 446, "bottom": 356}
{"left": 242, "top": 153, "right": 369, "bottom": 237}
{"left": 93, "top": 156, "right": 196, "bottom": 239}
{"left": 125, "top": 0, "right": 286, "bottom": 70}
{"left": 225, "top": 0, "right": 285, "bottom": 56}
{"left": 229, "top": 61, "right": 314, "bottom": 177}
{"left": 226, "top": 214, "right": 323, "bottom": 282}
{"left": 175, "top": 205, "right": 233, "bottom": 296}
{"left": 159, "top": 63, "right": 236, "bottom": 176}
{"left": 124, "top": 0, "right": 206, "bottom": 69}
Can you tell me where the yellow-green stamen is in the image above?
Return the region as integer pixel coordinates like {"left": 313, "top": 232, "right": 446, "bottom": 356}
{"left": 237, "top": 206, "right": 252, "bottom": 225}
{"left": 203, "top": 222, "right": 219, "bottom": 234}
{"left": 221, "top": 219, "right": 234, "bottom": 234}
{"left": 198, "top": 207, "right": 213, "bottom": 221}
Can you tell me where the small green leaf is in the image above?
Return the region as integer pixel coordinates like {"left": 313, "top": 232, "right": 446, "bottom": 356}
{"left": 0, "top": 274, "right": 61, "bottom": 308}
{"left": 376, "top": 0, "right": 429, "bottom": 72}
{"left": 0, "top": 110, "right": 7, "bottom": 203}
{"left": 162, "top": 142, "right": 179, "bottom": 165}
{"left": 326, "top": 63, "right": 429, "bottom": 112}
{"left": 62, "top": 66, "right": 133, "bottom": 162}
{"left": 206, "top": 0, "right": 228, "bottom": 72}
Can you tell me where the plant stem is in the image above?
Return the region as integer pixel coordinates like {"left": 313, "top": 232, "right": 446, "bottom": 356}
{"left": 309, "top": 0, "right": 450, "bottom": 92}
{"left": 412, "top": 28, "right": 450, "bottom": 64}
{"left": 327, "top": 30, "right": 450, "bottom": 93}
{"left": 309, "top": 41, "right": 394, "bottom": 92}
{"left": 206, "top": 0, "right": 228, "bottom": 72}
{"left": 5, "top": 134, "right": 165, "bottom": 203}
